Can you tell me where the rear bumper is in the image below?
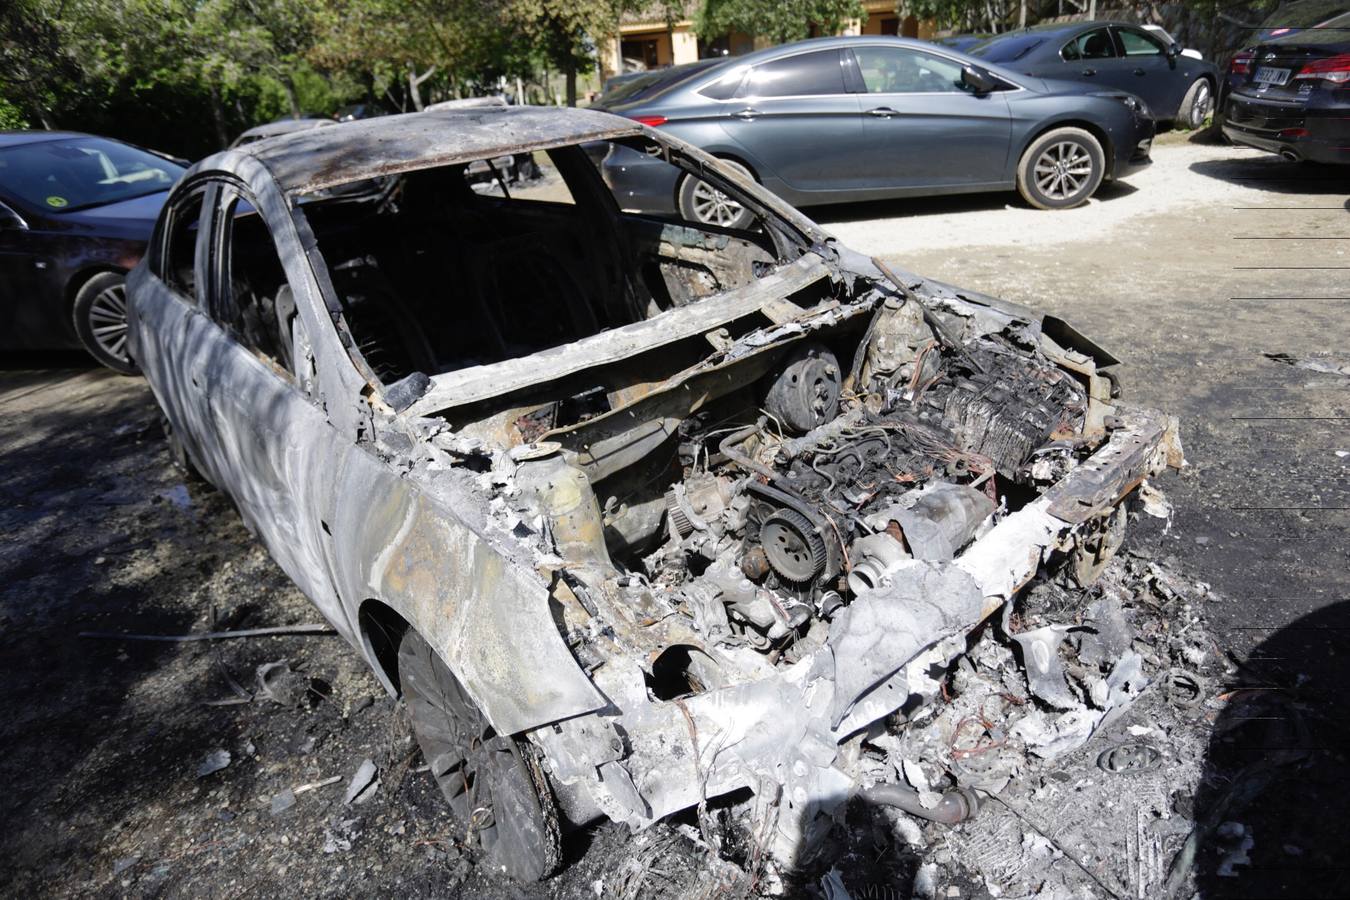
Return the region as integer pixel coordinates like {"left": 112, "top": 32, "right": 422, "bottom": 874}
{"left": 1222, "top": 95, "right": 1350, "bottom": 164}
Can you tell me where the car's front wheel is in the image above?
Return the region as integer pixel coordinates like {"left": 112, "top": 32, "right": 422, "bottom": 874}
{"left": 678, "top": 159, "right": 757, "bottom": 229}
{"left": 398, "top": 628, "right": 561, "bottom": 881}
{"left": 1015, "top": 128, "right": 1106, "bottom": 210}
{"left": 1177, "top": 77, "right": 1214, "bottom": 130}
{"left": 72, "top": 271, "right": 138, "bottom": 374}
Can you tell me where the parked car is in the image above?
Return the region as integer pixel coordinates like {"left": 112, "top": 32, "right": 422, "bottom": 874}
{"left": 1221, "top": 1, "right": 1350, "bottom": 162}
{"left": 230, "top": 117, "right": 334, "bottom": 148}
{"left": 592, "top": 36, "right": 1154, "bottom": 221}
{"left": 0, "top": 131, "right": 184, "bottom": 372}
{"left": 127, "top": 105, "right": 1180, "bottom": 881}
{"left": 967, "top": 22, "right": 1219, "bottom": 129}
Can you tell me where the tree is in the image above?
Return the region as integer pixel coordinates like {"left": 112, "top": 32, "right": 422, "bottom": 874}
{"left": 504, "top": 0, "right": 630, "bottom": 106}
{"left": 695, "top": 0, "right": 865, "bottom": 45}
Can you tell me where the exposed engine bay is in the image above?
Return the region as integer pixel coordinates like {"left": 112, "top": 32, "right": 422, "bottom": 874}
{"left": 464, "top": 273, "right": 1115, "bottom": 671}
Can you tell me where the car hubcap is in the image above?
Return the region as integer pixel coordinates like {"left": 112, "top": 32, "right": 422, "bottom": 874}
{"left": 1192, "top": 83, "right": 1212, "bottom": 128}
{"left": 1034, "top": 142, "right": 1093, "bottom": 201}
{"left": 691, "top": 178, "right": 745, "bottom": 227}
{"left": 88, "top": 282, "right": 131, "bottom": 363}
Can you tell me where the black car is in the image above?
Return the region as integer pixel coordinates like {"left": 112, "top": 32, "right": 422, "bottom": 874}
{"left": 1222, "top": 1, "right": 1350, "bottom": 163}
{"left": 0, "top": 132, "right": 184, "bottom": 372}
{"left": 593, "top": 36, "right": 1154, "bottom": 221}
{"left": 968, "top": 21, "right": 1220, "bottom": 129}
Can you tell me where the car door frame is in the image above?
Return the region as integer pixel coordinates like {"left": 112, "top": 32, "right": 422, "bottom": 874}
{"left": 1109, "top": 24, "right": 1186, "bottom": 117}
{"left": 193, "top": 171, "right": 368, "bottom": 638}
{"left": 715, "top": 46, "right": 866, "bottom": 199}
{"left": 841, "top": 42, "right": 1014, "bottom": 194}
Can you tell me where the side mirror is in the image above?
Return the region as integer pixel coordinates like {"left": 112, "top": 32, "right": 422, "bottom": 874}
{"left": 961, "top": 65, "right": 997, "bottom": 95}
{"left": 1168, "top": 41, "right": 1182, "bottom": 58}
{"left": 0, "top": 202, "right": 27, "bottom": 231}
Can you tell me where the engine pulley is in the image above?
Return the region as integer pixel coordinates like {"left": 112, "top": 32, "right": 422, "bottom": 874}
{"left": 760, "top": 508, "right": 828, "bottom": 583}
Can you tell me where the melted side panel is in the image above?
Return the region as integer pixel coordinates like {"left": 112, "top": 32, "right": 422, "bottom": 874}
{"left": 327, "top": 445, "right": 607, "bottom": 734}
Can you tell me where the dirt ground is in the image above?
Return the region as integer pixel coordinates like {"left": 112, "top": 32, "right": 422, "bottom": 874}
{"left": 1, "top": 135, "right": 1346, "bottom": 899}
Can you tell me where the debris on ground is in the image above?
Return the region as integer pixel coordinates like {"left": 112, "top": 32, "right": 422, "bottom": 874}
{"left": 195, "top": 749, "right": 231, "bottom": 778}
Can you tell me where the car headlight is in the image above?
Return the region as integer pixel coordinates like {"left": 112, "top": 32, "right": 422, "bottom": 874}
{"left": 1091, "top": 92, "right": 1151, "bottom": 118}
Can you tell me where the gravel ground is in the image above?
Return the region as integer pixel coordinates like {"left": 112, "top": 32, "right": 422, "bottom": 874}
{"left": 816, "top": 136, "right": 1350, "bottom": 256}
{"left": 2, "top": 135, "right": 1346, "bottom": 898}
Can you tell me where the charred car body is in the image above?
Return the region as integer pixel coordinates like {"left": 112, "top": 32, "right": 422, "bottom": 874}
{"left": 126, "top": 107, "right": 1181, "bottom": 881}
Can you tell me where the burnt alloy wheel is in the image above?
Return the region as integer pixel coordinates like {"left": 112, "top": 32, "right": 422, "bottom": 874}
{"left": 1015, "top": 127, "right": 1105, "bottom": 211}
{"left": 72, "top": 271, "right": 139, "bottom": 374}
{"left": 677, "top": 158, "right": 757, "bottom": 230}
{"left": 397, "top": 628, "right": 561, "bottom": 881}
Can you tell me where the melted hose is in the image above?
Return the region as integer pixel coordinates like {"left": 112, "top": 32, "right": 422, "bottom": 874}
{"left": 861, "top": 783, "right": 980, "bottom": 825}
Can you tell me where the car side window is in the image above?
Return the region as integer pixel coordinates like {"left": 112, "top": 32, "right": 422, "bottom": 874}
{"left": 1118, "top": 28, "right": 1166, "bottom": 56}
{"left": 744, "top": 50, "right": 846, "bottom": 98}
{"left": 854, "top": 46, "right": 966, "bottom": 94}
{"left": 160, "top": 191, "right": 205, "bottom": 302}
{"left": 214, "top": 192, "right": 306, "bottom": 384}
{"left": 1062, "top": 28, "right": 1118, "bottom": 61}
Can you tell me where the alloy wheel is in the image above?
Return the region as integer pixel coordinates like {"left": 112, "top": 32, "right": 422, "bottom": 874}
{"left": 1190, "top": 82, "right": 1213, "bottom": 129}
{"left": 1033, "top": 142, "right": 1094, "bottom": 201}
{"left": 690, "top": 178, "right": 747, "bottom": 227}
{"left": 87, "top": 281, "right": 131, "bottom": 364}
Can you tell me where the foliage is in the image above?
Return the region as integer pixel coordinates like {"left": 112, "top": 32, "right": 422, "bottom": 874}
{"left": 695, "top": 0, "right": 865, "bottom": 43}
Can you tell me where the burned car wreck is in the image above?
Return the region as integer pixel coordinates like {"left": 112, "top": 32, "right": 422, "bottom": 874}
{"left": 126, "top": 107, "right": 1182, "bottom": 883}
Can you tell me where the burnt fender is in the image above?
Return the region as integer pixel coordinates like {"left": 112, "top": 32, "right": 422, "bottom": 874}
{"left": 332, "top": 449, "right": 606, "bottom": 735}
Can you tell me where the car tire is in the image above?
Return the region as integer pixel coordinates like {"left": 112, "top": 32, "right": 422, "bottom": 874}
{"left": 1177, "top": 78, "right": 1214, "bottom": 130}
{"left": 398, "top": 628, "right": 561, "bottom": 881}
{"left": 72, "top": 271, "right": 139, "bottom": 374}
{"left": 678, "top": 159, "right": 757, "bottom": 229}
{"left": 1015, "top": 128, "right": 1106, "bottom": 210}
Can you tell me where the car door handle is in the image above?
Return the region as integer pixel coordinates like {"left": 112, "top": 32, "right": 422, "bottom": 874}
{"left": 868, "top": 107, "right": 897, "bottom": 118}
{"left": 732, "top": 108, "right": 759, "bottom": 120}
{"left": 1133, "top": 68, "right": 1146, "bottom": 76}
{"left": 1081, "top": 68, "right": 1097, "bottom": 76}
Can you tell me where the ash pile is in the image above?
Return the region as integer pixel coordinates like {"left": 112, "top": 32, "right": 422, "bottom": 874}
{"left": 798, "top": 551, "right": 1232, "bottom": 900}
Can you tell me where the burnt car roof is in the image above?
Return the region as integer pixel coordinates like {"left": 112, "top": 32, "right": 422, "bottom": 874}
{"left": 235, "top": 106, "right": 644, "bottom": 196}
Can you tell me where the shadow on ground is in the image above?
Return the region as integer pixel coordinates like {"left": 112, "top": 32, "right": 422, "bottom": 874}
{"left": 1188, "top": 156, "right": 1350, "bottom": 196}
{"left": 1191, "top": 600, "right": 1350, "bottom": 897}
{"left": 809, "top": 180, "right": 1140, "bottom": 226}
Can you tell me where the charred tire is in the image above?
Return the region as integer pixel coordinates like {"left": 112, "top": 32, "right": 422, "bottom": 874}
{"left": 72, "top": 271, "right": 138, "bottom": 374}
{"left": 1177, "top": 78, "right": 1214, "bottom": 131}
{"left": 678, "top": 159, "right": 756, "bottom": 230}
{"left": 1015, "top": 128, "right": 1105, "bottom": 210}
{"left": 398, "top": 629, "right": 561, "bottom": 881}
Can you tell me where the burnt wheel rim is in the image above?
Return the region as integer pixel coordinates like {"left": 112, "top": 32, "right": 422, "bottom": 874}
{"left": 1033, "top": 141, "right": 1094, "bottom": 201}
{"left": 402, "top": 638, "right": 559, "bottom": 879}
{"left": 88, "top": 282, "right": 130, "bottom": 363}
{"left": 690, "top": 178, "right": 745, "bottom": 227}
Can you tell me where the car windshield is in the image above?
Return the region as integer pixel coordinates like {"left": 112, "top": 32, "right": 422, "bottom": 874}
{"left": 597, "top": 60, "right": 724, "bottom": 106}
{"left": 968, "top": 31, "right": 1050, "bottom": 62}
{"left": 1260, "top": 0, "right": 1349, "bottom": 32}
{"left": 0, "top": 137, "right": 183, "bottom": 213}
{"left": 1267, "top": 7, "right": 1350, "bottom": 42}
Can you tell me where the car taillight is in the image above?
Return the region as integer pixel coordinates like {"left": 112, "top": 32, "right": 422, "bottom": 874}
{"left": 1294, "top": 53, "right": 1350, "bottom": 83}
{"left": 1230, "top": 48, "right": 1254, "bottom": 74}
{"left": 630, "top": 115, "right": 667, "bottom": 127}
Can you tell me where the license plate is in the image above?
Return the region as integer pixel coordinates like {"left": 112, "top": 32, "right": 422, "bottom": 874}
{"left": 1253, "top": 66, "right": 1291, "bottom": 85}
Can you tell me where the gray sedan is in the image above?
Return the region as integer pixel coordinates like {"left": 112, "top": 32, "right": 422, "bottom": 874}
{"left": 595, "top": 36, "right": 1154, "bottom": 225}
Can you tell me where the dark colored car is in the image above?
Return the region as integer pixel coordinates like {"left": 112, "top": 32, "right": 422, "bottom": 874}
{"left": 594, "top": 36, "right": 1154, "bottom": 223}
{"left": 968, "top": 21, "right": 1220, "bottom": 129}
{"left": 0, "top": 132, "right": 184, "bottom": 372}
{"left": 1221, "top": 1, "right": 1350, "bottom": 163}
